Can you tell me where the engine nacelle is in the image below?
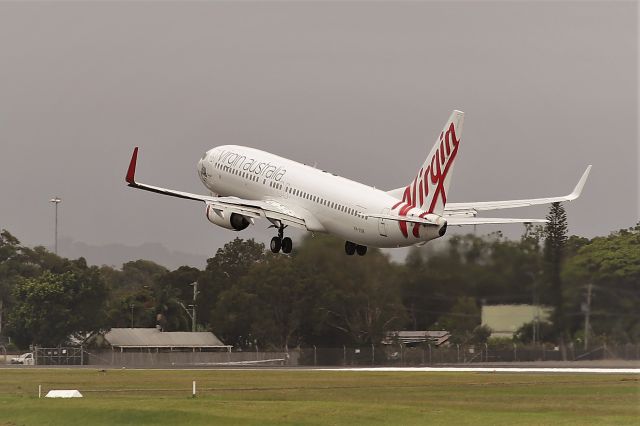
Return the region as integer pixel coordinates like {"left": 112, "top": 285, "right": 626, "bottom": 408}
{"left": 412, "top": 213, "right": 448, "bottom": 242}
{"left": 423, "top": 214, "right": 448, "bottom": 237}
{"left": 206, "top": 205, "right": 251, "bottom": 231}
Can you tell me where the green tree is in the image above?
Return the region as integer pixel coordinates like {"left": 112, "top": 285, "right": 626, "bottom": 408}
{"left": 199, "top": 238, "right": 266, "bottom": 327}
{"left": 437, "top": 296, "right": 481, "bottom": 343}
{"left": 211, "top": 235, "right": 406, "bottom": 348}
{"left": 154, "top": 266, "right": 200, "bottom": 331}
{"left": 244, "top": 256, "right": 304, "bottom": 350}
{"left": 104, "top": 260, "right": 167, "bottom": 328}
{"left": 0, "top": 230, "right": 35, "bottom": 334}
{"left": 514, "top": 320, "right": 555, "bottom": 344}
{"left": 7, "top": 269, "right": 108, "bottom": 347}
{"left": 402, "top": 235, "right": 474, "bottom": 330}
{"left": 563, "top": 225, "right": 640, "bottom": 343}
{"left": 294, "top": 235, "right": 406, "bottom": 346}
{"left": 544, "top": 203, "right": 569, "bottom": 348}
{"left": 212, "top": 255, "right": 305, "bottom": 349}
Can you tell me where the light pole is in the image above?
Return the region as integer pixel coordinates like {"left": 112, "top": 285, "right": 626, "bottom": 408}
{"left": 130, "top": 303, "right": 135, "bottom": 328}
{"left": 583, "top": 283, "right": 592, "bottom": 350}
{"left": 49, "top": 197, "right": 62, "bottom": 255}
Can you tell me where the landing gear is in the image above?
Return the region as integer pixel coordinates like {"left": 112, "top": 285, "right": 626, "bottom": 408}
{"left": 270, "top": 224, "right": 292, "bottom": 254}
{"left": 345, "top": 241, "right": 367, "bottom": 256}
{"left": 345, "top": 241, "right": 356, "bottom": 256}
{"left": 281, "top": 237, "right": 293, "bottom": 254}
{"left": 270, "top": 236, "right": 282, "bottom": 253}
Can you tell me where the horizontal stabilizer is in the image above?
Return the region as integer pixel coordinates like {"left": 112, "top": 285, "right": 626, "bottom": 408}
{"left": 446, "top": 217, "right": 547, "bottom": 226}
{"left": 445, "top": 165, "right": 592, "bottom": 213}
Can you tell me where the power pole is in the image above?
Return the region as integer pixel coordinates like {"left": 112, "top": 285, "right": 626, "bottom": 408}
{"left": 532, "top": 282, "right": 539, "bottom": 345}
{"left": 191, "top": 282, "right": 199, "bottom": 332}
{"left": 583, "top": 283, "right": 592, "bottom": 350}
{"left": 181, "top": 282, "right": 199, "bottom": 332}
{"left": 130, "top": 303, "right": 135, "bottom": 328}
{"left": 49, "top": 197, "right": 62, "bottom": 255}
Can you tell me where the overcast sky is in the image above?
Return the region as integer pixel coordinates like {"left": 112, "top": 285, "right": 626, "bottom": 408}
{"left": 0, "top": 1, "right": 637, "bottom": 267}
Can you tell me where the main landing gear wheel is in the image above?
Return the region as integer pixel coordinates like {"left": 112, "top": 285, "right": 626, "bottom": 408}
{"left": 270, "top": 236, "right": 282, "bottom": 253}
{"left": 345, "top": 241, "right": 356, "bottom": 256}
{"left": 345, "top": 241, "right": 368, "bottom": 256}
{"left": 281, "top": 237, "right": 293, "bottom": 254}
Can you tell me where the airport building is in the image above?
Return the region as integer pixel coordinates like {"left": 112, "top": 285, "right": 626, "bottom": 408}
{"left": 382, "top": 330, "right": 451, "bottom": 347}
{"left": 100, "top": 328, "right": 232, "bottom": 352}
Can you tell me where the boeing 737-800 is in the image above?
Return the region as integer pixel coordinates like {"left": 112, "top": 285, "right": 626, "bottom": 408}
{"left": 125, "top": 110, "right": 591, "bottom": 255}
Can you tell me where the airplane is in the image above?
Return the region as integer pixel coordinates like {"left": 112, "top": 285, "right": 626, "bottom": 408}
{"left": 125, "top": 110, "right": 591, "bottom": 256}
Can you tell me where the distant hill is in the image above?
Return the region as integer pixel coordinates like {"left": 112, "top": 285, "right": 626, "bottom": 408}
{"left": 57, "top": 238, "right": 207, "bottom": 270}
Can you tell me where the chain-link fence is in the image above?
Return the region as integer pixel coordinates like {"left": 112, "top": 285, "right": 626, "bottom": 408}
{"left": 34, "top": 347, "right": 84, "bottom": 365}
{"left": 84, "top": 348, "right": 295, "bottom": 367}
{"left": 295, "top": 343, "right": 640, "bottom": 367}
{"left": 21, "top": 343, "right": 640, "bottom": 367}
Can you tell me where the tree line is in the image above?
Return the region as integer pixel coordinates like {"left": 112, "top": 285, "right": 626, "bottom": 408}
{"left": 1, "top": 205, "right": 638, "bottom": 350}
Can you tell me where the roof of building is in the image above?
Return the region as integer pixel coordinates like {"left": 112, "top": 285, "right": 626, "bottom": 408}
{"left": 104, "top": 328, "right": 230, "bottom": 348}
{"left": 481, "top": 304, "right": 552, "bottom": 337}
{"left": 383, "top": 330, "right": 450, "bottom": 346}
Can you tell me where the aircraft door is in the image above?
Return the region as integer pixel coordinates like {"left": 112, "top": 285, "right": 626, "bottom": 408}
{"left": 378, "top": 208, "right": 389, "bottom": 237}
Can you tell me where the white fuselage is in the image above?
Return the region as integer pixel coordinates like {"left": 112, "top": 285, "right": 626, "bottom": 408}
{"left": 197, "top": 145, "right": 441, "bottom": 248}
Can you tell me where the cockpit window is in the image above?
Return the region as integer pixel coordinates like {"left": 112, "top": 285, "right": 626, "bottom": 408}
{"left": 201, "top": 152, "right": 208, "bottom": 160}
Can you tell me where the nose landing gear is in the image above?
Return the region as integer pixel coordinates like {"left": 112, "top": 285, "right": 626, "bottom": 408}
{"left": 345, "top": 241, "right": 367, "bottom": 256}
{"left": 270, "top": 224, "right": 292, "bottom": 254}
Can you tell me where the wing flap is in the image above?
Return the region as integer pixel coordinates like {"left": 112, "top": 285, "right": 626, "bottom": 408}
{"left": 365, "top": 213, "right": 439, "bottom": 226}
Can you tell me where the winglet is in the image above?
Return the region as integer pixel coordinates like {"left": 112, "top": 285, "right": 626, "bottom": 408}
{"left": 126, "top": 147, "right": 139, "bottom": 185}
{"left": 568, "top": 165, "right": 592, "bottom": 200}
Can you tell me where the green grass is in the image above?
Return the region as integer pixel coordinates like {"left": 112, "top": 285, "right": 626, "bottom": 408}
{"left": 0, "top": 369, "right": 638, "bottom": 425}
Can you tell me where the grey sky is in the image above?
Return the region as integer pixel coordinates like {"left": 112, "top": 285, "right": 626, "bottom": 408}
{"left": 0, "top": 1, "right": 637, "bottom": 267}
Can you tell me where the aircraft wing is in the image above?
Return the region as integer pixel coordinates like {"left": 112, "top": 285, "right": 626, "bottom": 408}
{"left": 444, "top": 166, "right": 591, "bottom": 214}
{"left": 125, "top": 147, "right": 308, "bottom": 230}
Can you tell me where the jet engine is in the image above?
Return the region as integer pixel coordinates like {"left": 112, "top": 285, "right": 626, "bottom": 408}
{"left": 415, "top": 213, "right": 448, "bottom": 241}
{"left": 206, "top": 205, "right": 251, "bottom": 231}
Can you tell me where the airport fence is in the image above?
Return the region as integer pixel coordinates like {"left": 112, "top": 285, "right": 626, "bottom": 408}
{"left": 19, "top": 343, "right": 640, "bottom": 367}
{"left": 295, "top": 343, "right": 640, "bottom": 367}
{"left": 84, "top": 348, "right": 295, "bottom": 367}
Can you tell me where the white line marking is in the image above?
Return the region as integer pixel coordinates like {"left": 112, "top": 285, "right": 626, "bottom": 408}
{"left": 314, "top": 367, "right": 640, "bottom": 374}
{"left": 3, "top": 366, "right": 638, "bottom": 374}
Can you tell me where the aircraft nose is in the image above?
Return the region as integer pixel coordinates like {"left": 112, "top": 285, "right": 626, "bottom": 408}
{"left": 197, "top": 155, "right": 207, "bottom": 180}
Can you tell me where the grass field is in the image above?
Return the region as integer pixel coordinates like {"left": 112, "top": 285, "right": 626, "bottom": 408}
{"left": 0, "top": 368, "right": 638, "bottom": 425}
